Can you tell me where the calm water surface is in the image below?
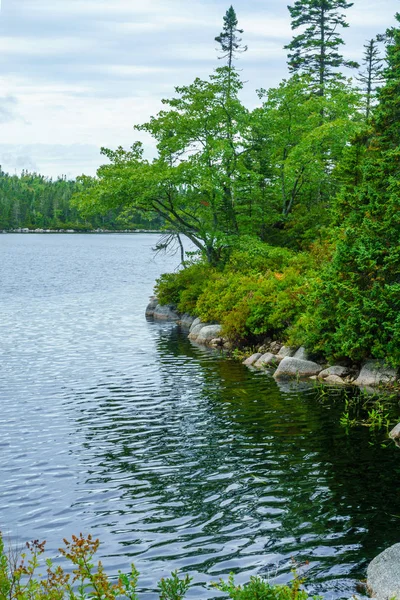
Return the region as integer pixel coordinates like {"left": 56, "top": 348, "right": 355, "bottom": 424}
{"left": 1, "top": 234, "right": 400, "bottom": 599}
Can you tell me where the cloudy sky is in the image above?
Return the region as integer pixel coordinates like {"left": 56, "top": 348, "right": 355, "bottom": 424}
{"left": 0, "top": 0, "right": 398, "bottom": 179}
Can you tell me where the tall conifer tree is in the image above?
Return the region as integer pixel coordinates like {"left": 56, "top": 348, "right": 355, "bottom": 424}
{"left": 285, "top": 0, "right": 358, "bottom": 95}
{"left": 299, "top": 14, "right": 400, "bottom": 363}
{"left": 215, "top": 6, "right": 247, "bottom": 71}
{"left": 357, "top": 38, "right": 384, "bottom": 118}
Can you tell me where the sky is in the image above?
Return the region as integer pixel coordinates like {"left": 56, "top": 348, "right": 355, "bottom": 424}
{"left": 0, "top": 0, "right": 398, "bottom": 179}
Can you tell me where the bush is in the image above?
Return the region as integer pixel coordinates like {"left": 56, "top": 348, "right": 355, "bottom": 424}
{"left": 0, "top": 532, "right": 319, "bottom": 600}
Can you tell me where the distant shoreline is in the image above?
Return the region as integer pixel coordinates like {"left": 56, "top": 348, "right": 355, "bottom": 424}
{"left": 1, "top": 229, "right": 164, "bottom": 234}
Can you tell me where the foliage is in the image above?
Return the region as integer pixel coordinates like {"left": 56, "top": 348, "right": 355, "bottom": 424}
{"left": 0, "top": 531, "right": 192, "bottom": 600}
{"left": 0, "top": 170, "right": 162, "bottom": 231}
{"left": 215, "top": 6, "right": 247, "bottom": 69}
{"left": 0, "top": 533, "right": 319, "bottom": 600}
{"left": 213, "top": 571, "right": 320, "bottom": 600}
{"left": 285, "top": 0, "right": 359, "bottom": 95}
{"left": 156, "top": 239, "right": 322, "bottom": 344}
{"left": 357, "top": 38, "right": 385, "bottom": 118}
{"left": 290, "top": 14, "right": 400, "bottom": 366}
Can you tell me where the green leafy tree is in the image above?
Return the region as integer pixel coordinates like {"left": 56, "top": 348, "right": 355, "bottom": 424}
{"left": 250, "top": 76, "right": 361, "bottom": 247}
{"left": 357, "top": 38, "right": 385, "bottom": 118}
{"left": 285, "top": 0, "right": 359, "bottom": 95}
{"left": 75, "top": 69, "right": 260, "bottom": 264}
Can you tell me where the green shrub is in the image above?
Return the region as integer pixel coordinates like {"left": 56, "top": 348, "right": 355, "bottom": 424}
{"left": 213, "top": 572, "right": 320, "bottom": 600}
{"left": 0, "top": 532, "right": 319, "bottom": 600}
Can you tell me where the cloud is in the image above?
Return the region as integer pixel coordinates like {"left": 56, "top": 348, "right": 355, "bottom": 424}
{"left": 0, "top": 0, "right": 398, "bottom": 178}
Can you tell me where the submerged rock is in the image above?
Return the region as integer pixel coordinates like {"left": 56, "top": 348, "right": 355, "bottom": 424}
{"left": 273, "top": 357, "right": 323, "bottom": 379}
{"left": 243, "top": 353, "right": 262, "bottom": 367}
{"left": 354, "top": 360, "right": 397, "bottom": 388}
{"left": 367, "top": 543, "right": 400, "bottom": 600}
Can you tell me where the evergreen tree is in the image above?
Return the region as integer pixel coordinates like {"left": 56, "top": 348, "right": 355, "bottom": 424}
{"left": 357, "top": 38, "right": 384, "bottom": 118}
{"left": 297, "top": 14, "right": 400, "bottom": 364}
{"left": 215, "top": 6, "right": 247, "bottom": 71}
{"left": 285, "top": 0, "right": 359, "bottom": 95}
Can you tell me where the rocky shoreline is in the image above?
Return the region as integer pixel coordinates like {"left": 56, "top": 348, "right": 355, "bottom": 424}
{"left": 146, "top": 297, "right": 400, "bottom": 597}
{"left": 146, "top": 297, "right": 399, "bottom": 392}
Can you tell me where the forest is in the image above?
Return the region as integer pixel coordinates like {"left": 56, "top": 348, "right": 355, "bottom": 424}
{"left": 0, "top": 170, "right": 163, "bottom": 231}
{"left": 46, "top": 1, "right": 400, "bottom": 366}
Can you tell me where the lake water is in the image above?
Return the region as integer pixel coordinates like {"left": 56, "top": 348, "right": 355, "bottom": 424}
{"left": 1, "top": 233, "right": 400, "bottom": 599}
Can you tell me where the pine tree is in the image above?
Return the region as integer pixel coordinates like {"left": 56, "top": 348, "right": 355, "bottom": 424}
{"left": 357, "top": 38, "right": 384, "bottom": 118}
{"left": 285, "top": 0, "right": 359, "bottom": 95}
{"left": 299, "top": 14, "right": 400, "bottom": 363}
{"left": 215, "top": 6, "right": 247, "bottom": 71}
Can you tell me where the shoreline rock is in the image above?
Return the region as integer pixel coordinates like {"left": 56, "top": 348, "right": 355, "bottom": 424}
{"left": 145, "top": 298, "right": 400, "bottom": 388}
{"left": 367, "top": 544, "right": 400, "bottom": 600}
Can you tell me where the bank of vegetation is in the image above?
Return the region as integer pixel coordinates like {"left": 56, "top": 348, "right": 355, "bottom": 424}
{"left": 0, "top": 171, "right": 163, "bottom": 231}
{"left": 75, "top": 1, "right": 400, "bottom": 368}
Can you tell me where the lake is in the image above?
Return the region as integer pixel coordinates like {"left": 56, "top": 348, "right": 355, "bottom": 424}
{"left": 1, "top": 233, "right": 400, "bottom": 599}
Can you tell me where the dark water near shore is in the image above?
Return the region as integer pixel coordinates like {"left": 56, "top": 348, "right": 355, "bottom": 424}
{"left": 1, "top": 233, "right": 400, "bottom": 599}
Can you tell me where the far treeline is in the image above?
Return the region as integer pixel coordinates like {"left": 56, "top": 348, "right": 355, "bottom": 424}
{"left": 0, "top": 170, "right": 163, "bottom": 231}
{"left": 74, "top": 2, "right": 400, "bottom": 366}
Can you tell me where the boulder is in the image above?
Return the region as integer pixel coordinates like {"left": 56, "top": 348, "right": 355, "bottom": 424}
{"left": 273, "top": 357, "right": 323, "bottom": 379}
{"left": 189, "top": 318, "right": 202, "bottom": 333}
{"left": 269, "top": 341, "right": 282, "bottom": 354}
{"left": 180, "top": 314, "right": 195, "bottom": 329}
{"left": 188, "top": 322, "right": 206, "bottom": 340}
{"left": 324, "top": 374, "right": 346, "bottom": 385}
{"left": 254, "top": 352, "right": 281, "bottom": 368}
{"left": 318, "top": 365, "right": 350, "bottom": 379}
{"left": 145, "top": 296, "right": 158, "bottom": 317}
{"left": 153, "top": 304, "right": 181, "bottom": 321}
{"left": 277, "top": 346, "right": 297, "bottom": 359}
{"left": 367, "top": 543, "right": 400, "bottom": 600}
{"left": 354, "top": 360, "right": 397, "bottom": 388}
{"left": 196, "top": 324, "right": 222, "bottom": 343}
{"left": 210, "top": 338, "right": 224, "bottom": 347}
{"left": 389, "top": 423, "right": 400, "bottom": 448}
{"left": 293, "top": 346, "right": 310, "bottom": 361}
{"left": 243, "top": 353, "right": 262, "bottom": 367}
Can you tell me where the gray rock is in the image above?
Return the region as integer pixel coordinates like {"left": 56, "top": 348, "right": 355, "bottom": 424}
{"left": 318, "top": 365, "right": 350, "bottom": 379}
{"left": 254, "top": 352, "right": 281, "bottom": 368}
{"left": 277, "top": 346, "right": 297, "bottom": 359}
{"left": 269, "top": 341, "right": 282, "bottom": 354}
{"left": 325, "top": 374, "right": 346, "bottom": 385}
{"left": 153, "top": 304, "right": 181, "bottom": 321}
{"left": 293, "top": 346, "right": 310, "bottom": 360}
{"left": 389, "top": 423, "right": 400, "bottom": 448}
{"left": 243, "top": 353, "right": 262, "bottom": 367}
{"left": 145, "top": 296, "right": 158, "bottom": 317}
{"left": 189, "top": 318, "right": 202, "bottom": 333}
{"left": 354, "top": 360, "right": 397, "bottom": 388}
{"left": 188, "top": 322, "right": 206, "bottom": 340}
{"left": 180, "top": 314, "right": 195, "bottom": 329}
{"left": 367, "top": 543, "right": 400, "bottom": 600}
{"left": 273, "top": 357, "right": 323, "bottom": 379}
{"left": 196, "top": 324, "right": 222, "bottom": 343}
